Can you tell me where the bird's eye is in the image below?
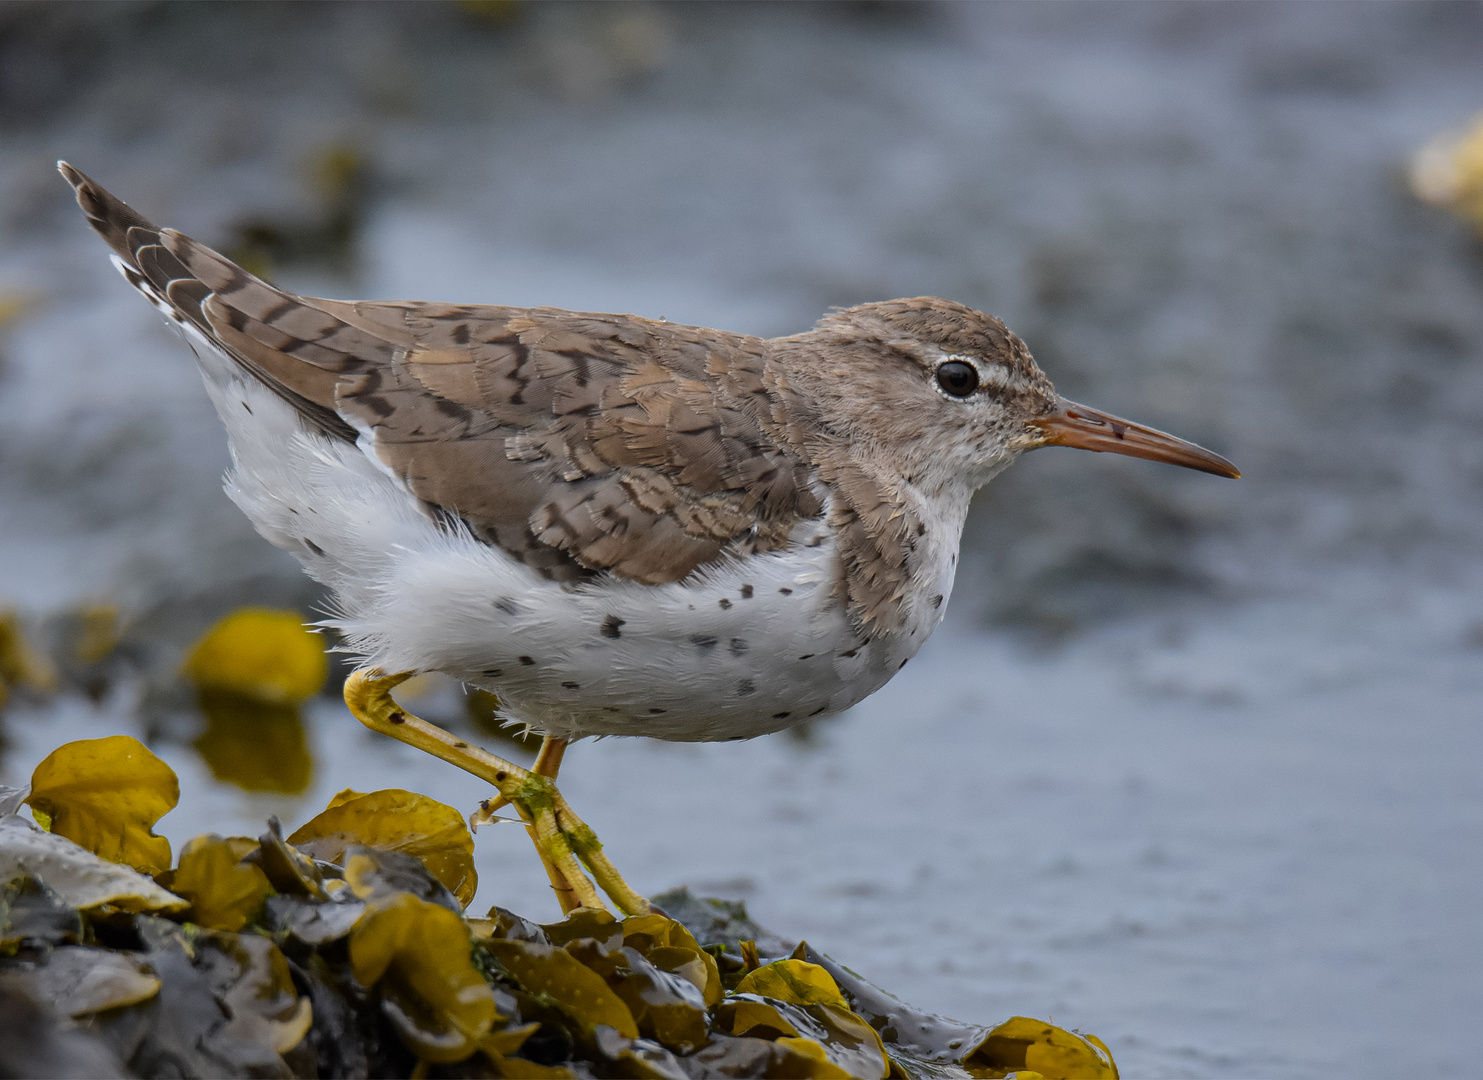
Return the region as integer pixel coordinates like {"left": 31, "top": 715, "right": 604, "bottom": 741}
{"left": 935, "top": 360, "right": 979, "bottom": 398}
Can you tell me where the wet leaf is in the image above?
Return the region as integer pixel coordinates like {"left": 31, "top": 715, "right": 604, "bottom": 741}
{"left": 649, "top": 945, "right": 722, "bottom": 1009}
{"left": 0, "top": 817, "right": 186, "bottom": 914}
{"left": 780, "top": 1037, "right": 859, "bottom": 1077}
{"left": 479, "top": 1052, "right": 579, "bottom": 1078}
{"left": 171, "top": 834, "right": 274, "bottom": 932}
{"left": 252, "top": 817, "right": 327, "bottom": 899}
{"left": 289, "top": 788, "right": 477, "bottom": 907}
{"left": 182, "top": 607, "right": 328, "bottom": 705}
{"left": 483, "top": 937, "right": 638, "bottom": 1040}
{"left": 795, "top": 942, "right": 987, "bottom": 1070}
{"left": 567, "top": 942, "right": 710, "bottom": 1055}
{"left": 264, "top": 893, "right": 367, "bottom": 945}
{"left": 962, "top": 1017, "right": 1118, "bottom": 1080}
{"left": 212, "top": 932, "right": 315, "bottom": 1055}
{"left": 327, "top": 787, "right": 366, "bottom": 809}
{"left": 350, "top": 891, "right": 498, "bottom": 1063}
{"left": 542, "top": 906, "right": 624, "bottom": 951}
{"left": 193, "top": 691, "right": 313, "bottom": 794}
{"left": 0, "top": 874, "right": 82, "bottom": 950}
{"left": 25, "top": 736, "right": 178, "bottom": 874}
{"left": 489, "top": 905, "right": 551, "bottom": 943}
{"left": 736, "top": 959, "right": 850, "bottom": 1010}
{"left": 342, "top": 846, "right": 462, "bottom": 912}
{"left": 650, "top": 887, "right": 794, "bottom": 958}
{"left": 716, "top": 993, "right": 889, "bottom": 1079}
{"left": 591, "top": 1026, "right": 689, "bottom": 1078}
{"left": 93, "top": 917, "right": 312, "bottom": 1076}
{"left": 623, "top": 912, "right": 723, "bottom": 1006}
{"left": 20, "top": 945, "right": 161, "bottom": 1016}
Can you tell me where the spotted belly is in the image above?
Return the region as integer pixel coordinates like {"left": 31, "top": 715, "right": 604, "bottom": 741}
{"left": 203, "top": 362, "right": 951, "bottom": 742}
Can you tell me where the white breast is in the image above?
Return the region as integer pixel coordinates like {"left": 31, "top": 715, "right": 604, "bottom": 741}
{"left": 192, "top": 336, "right": 960, "bottom": 742}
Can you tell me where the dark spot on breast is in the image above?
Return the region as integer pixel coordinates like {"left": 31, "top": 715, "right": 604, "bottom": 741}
{"left": 916, "top": 521, "right": 926, "bottom": 536}
{"left": 809, "top": 706, "right": 827, "bottom": 717}
{"left": 931, "top": 594, "right": 944, "bottom": 609}
{"left": 740, "top": 584, "right": 754, "bottom": 599}
{"left": 483, "top": 669, "right": 503, "bottom": 678}
{"left": 729, "top": 638, "right": 748, "bottom": 656}
{"left": 519, "top": 656, "right": 536, "bottom": 666}
{"left": 773, "top": 711, "right": 791, "bottom": 720}
{"left": 798, "top": 654, "right": 814, "bottom": 660}
{"left": 840, "top": 647, "right": 860, "bottom": 659}
{"left": 691, "top": 634, "right": 718, "bottom": 650}
{"left": 807, "top": 535, "right": 825, "bottom": 547}
{"left": 600, "top": 614, "right": 624, "bottom": 638}
{"left": 304, "top": 538, "right": 324, "bottom": 556}
{"left": 561, "top": 681, "right": 580, "bottom": 690}
{"left": 242, "top": 401, "right": 252, "bottom": 414}
{"left": 718, "top": 598, "right": 732, "bottom": 610}
{"left": 452, "top": 322, "right": 470, "bottom": 344}
{"left": 736, "top": 679, "right": 755, "bottom": 697}
{"left": 648, "top": 708, "right": 667, "bottom": 715}
{"left": 779, "top": 587, "right": 793, "bottom": 595}
{"left": 494, "top": 597, "right": 519, "bottom": 615}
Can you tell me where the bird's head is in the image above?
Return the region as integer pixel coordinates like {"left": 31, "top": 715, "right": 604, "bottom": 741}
{"left": 778, "top": 297, "right": 1239, "bottom": 497}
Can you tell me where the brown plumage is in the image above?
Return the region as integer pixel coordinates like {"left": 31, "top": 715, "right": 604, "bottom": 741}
{"left": 62, "top": 164, "right": 1235, "bottom": 645}
{"left": 65, "top": 164, "right": 1000, "bottom": 634}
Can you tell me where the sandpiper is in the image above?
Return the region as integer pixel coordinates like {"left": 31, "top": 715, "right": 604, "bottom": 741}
{"left": 62, "top": 163, "right": 1238, "bottom": 915}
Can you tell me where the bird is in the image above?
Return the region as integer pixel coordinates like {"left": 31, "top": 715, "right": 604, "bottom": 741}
{"left": 60, "top": 162, "right": 1238, "bottom": 916}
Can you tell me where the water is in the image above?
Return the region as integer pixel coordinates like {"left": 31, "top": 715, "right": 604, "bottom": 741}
{"left": 1, "top": 4, "right": 1481, "bottom": 1075}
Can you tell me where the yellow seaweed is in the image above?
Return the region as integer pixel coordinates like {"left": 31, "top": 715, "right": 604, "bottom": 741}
{"left": 289, "top": 788, "right": 477, "bottom": 908}
{"left": 735, "top": 959, "right": 850, "bottom": 1011}
{"left": 350, "top": 892, "right": 499, "bottom": 1063}
{"left": 483, "top": 937, "right": 639, "bottom": 1040}
{"left": 963, "top": 1016, "right": 1118, "bottom": 1080}
{"left": 172, "top": 834, "right": 275, "bottom": 932}
{"left": 25, "top": 735, "right": 178, "bottom": 874}
{"left": 182, "top": 608, "right": 327, "bottom": 705}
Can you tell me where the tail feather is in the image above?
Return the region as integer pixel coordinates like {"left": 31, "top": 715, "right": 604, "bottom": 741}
{"left": 59, "top": 161, "right": 159, "bottom": 262}
{"left": 59, "top": 161, "right": 377, "bottom": 442}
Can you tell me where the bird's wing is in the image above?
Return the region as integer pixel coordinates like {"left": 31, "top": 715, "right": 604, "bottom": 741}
{"left": 62, "top": 164, "right": 823, "bottom": 585}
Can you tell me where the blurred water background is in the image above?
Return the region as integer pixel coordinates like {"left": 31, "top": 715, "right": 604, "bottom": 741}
{"left": 1, "top": 3, "right": 1481, "bottom": 1076}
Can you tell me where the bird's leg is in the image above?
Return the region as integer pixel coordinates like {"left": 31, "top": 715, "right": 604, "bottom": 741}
{"left": 525, "top": 736, "right": 580, "bottom": 915}
{"left": 343, "top": 669, "right": 649, "bottom": 916}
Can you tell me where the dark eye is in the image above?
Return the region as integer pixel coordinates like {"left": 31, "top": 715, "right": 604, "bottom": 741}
{"left": 935, "top": 360, "right": 979, "bottom": 397}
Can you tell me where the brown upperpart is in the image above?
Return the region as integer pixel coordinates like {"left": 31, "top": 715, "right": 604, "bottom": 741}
{"left": 60, "top": 162, "right": 1237, "bottom": 639}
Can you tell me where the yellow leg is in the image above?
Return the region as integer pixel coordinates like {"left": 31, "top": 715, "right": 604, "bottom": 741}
{"left": 527, "top": 737, "right": 581, "bottom": 915}
{"left": 343, "top": 669, "right": 649, "bottom": 916}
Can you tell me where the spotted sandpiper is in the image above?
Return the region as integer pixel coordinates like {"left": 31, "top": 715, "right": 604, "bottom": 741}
{"left": 61, "top": 163, "right": 1238, "bottom": 916}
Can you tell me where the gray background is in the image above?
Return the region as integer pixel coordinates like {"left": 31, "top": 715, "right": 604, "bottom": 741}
{"left": 1, "top": 4, "right": 1481, "bottom": 1076}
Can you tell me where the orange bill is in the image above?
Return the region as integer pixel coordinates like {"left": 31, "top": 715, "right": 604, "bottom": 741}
{"left": 1028, "top": 400, "right": 1240, "bottom": 478}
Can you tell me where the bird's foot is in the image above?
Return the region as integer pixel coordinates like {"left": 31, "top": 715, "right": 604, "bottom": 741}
{"left": 342, "top": 668, "right": 649, "bottom": 917}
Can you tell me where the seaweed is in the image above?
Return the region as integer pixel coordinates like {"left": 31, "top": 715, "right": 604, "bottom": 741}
{"left": 0, "top": 736, "right": 1118, "bottom": 1079}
